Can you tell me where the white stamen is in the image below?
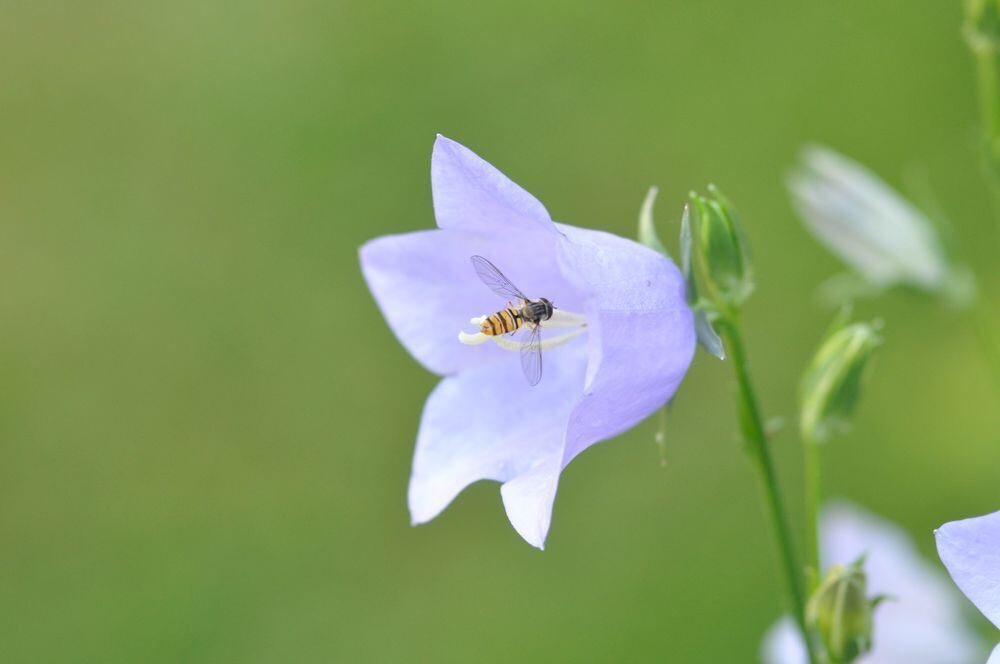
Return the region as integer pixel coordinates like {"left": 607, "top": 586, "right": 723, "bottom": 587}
{"left": 458, "top": 330, "right": 490, "bottom": 345}
{"left": 542, "top": 309, "right": 587, "bottom": 329}
{"left": 491, "top": 327, "right": 586, "bottom": 351}
{"left": 457, "top": 307, "right": 589, "bottom": 352}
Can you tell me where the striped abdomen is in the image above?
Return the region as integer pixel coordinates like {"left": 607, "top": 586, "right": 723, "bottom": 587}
{"left": 481, "top": 307, "right": 524, "bottom": 336}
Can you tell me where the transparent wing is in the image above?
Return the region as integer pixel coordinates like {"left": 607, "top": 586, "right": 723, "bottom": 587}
{"left": 470, "top": 255, "right": 529, "bottom": 302}
{"left": 519, "top": 324, "right": 543, "bottom": 386}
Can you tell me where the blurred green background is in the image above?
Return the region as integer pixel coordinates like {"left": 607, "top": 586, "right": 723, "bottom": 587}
{"left": 2, "top": 1, "right": 998, "bottom": 661}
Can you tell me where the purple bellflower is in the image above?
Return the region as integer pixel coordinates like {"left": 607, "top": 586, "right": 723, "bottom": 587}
{"left": 937, "top": 509, "right": 1000, "bottom": 664}
{"left": 359, "top": 136, "right": 695, "bottom": 548}
{"left": 763, "top": 502, "right": 985, "bottom": 663}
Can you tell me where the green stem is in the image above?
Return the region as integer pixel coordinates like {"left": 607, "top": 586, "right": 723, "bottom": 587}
{"left": 972, "top": 45, "right": 1000, "bottom": 233}
{"left": 803, "top": 432, "right": 822, "bottom": 593}
{"left": 970, "top": 297, "right": 1000, "bottom": 396}
{"left": 716, "top": 316, "right": 819, "bottom": 664}
{"left": 973, "top": 46, "right": 1000, "bottom": 165}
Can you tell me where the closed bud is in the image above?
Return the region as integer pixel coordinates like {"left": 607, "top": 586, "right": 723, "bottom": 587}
{"left": 966, "top": 0, "right": 1000, "bottom": 53}
{"left": 800, "top": 316, "right": 881, "bottom": 444}
{"left": 635, "top": 187, "right": 724, "bottom": 359}
{"left": 689, "top": 185, "right": 753, "bottom": 311}
{"left": 788, "top": 145, "right": 971, "bottom": 304}
{"left": 806, "top": 558, "right": 877, "bottom": 663}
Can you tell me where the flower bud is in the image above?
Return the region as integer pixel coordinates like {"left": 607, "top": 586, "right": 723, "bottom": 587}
{"left": 788, "top": 146, "right": 970, "bottom": 304}
{"left": 680, "top": 204, "right": 725, "bottom": 359}
{"left": 635, "top": 187, "right": 724, "bottom": 359}
{"left": 690, "top": 185, "right": 753, "bottom": 311}
{"left": 806, "top": 559, "right": 876, "bottom": 663}
{"left": 799, "top": 317, "right": 881, "bottom": 443}
{"left": 965, "top": 0, "right": 1000, "bottom": 53}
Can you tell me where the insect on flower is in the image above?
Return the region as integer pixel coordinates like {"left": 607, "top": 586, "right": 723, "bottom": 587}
{"left": 359, "top": 135, "right": 695, "bottom": 548}
{"left": 470, "top": 255, "right": 554, "bottom": 386}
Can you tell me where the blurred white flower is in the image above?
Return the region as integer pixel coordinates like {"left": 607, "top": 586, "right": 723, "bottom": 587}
{"left": 788, "top": 145, "right": 963, "bottom": 298}
{"left": 761, "top": 502, "right": 986, "bottom": 664}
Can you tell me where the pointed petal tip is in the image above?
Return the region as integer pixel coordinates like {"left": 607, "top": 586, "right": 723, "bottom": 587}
{"left": 505, "top": 509, "right": 549, "bottom": 550}
{"left": 500, "top": 475, "right": 556, "bottom": 550}
{"left": 515, "top": 526, "right": 547, "bottom": 550}
{"left": 432, "top": 134, "right": 466, "bottom": 158}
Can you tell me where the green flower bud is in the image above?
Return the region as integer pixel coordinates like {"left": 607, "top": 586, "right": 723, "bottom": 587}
{"left": 966, "top": 0, "right": 1000, "bottom": 53}
{"left": 689, "top": 185, "right": 753, "bottom": 311}
{"left": 635, "top": 187, "right": 724, "bottom": 359}
{"left": 680, "top": 204, "right": 725, "bottom": 360}
{"left": 806, "top": 559, "right": 878, "bottom": 664}
{"left": 799, "top": 316, "right": 881, "bottom": 444}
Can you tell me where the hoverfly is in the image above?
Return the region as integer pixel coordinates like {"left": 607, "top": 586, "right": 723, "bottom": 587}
{"left": 471, "top": 255, "right": 555, "bottom": 386}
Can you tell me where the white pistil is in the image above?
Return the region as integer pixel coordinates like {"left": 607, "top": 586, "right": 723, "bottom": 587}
{"left": 457, "top": 309, "right": 588, "bottom": 351}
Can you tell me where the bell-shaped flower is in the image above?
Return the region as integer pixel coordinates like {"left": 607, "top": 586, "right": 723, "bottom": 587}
{"left": 936, "top": 508, "right": 1000, "bottom": 663}
{"left": 787, "top": 145, "right": 967, "bottom": 300}
{"left": 359, "top": 135, "right": 696, "bottom": 548}
{"left": 762, "top": 502, "right": 986, "bottom": 663}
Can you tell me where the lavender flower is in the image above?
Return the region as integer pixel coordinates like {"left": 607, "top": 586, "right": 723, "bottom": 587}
{"left": 937, "top": 509, "right": 1000, "bottom": 663}
{"left": 359, "top": 135, "right": 695, "bottom": 548}
{"left": 762, "top": 502, "right": 985, "bottom": 663}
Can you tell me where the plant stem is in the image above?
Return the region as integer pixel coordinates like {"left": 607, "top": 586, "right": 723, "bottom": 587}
{"left": 969, "top": 298, "right": 1000, "bottom": 396}
{"left": 803, "top": 432, "right": 822, "bottom": 593}
{"left": 968, "top": 29, "right": 1000, "bottom": 236}
{"left": 716, "top": 316, "right": 819, "bottom": 664}
{"left": 972, "top": 45, "right": 1000, "bottom": 169}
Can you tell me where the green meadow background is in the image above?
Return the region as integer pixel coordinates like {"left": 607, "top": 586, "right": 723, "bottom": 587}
{"left": 2, "top": 1, "right": 997, "bottom": 661}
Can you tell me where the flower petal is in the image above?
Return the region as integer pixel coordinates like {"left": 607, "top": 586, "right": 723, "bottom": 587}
{"left": 360, "top": 228, "right": 584, "bottom": 375}
{"left": 408, "top": 340, "right": 588, "bottom": 548}
{"left": 989, "top": 643, "right": 1000, "bottom": 664}
{"left": 936, "top": 508, "right": 1000, "bottom": 629}
{"left": 431, "top": 135, "right": 557, "bottom": 236}
{"left": 760, "top": 615, "right": 807, "bottom": 664}
{"left": 556, "top": 225, "right": 696, "bottom": 464}
{"left": 821, "top": 502, "right": 985, "bottom": 663}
